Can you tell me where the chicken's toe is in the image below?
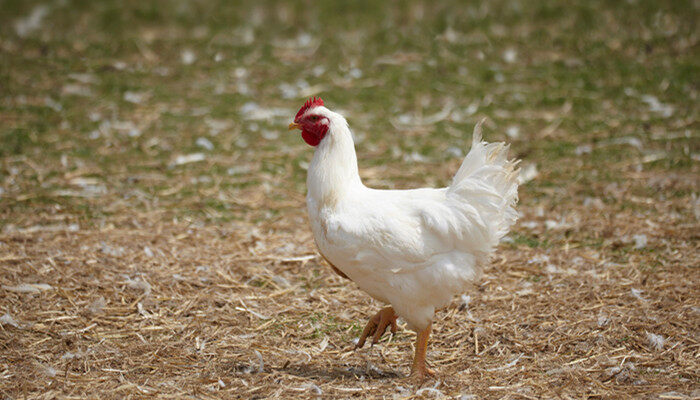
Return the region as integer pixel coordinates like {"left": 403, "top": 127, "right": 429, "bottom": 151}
{"left": 355, "top": 306, "right": 397, "bottom": 349}
{"left": 409, "top": 366, "right": 436, "bottom": 384}
{"left": 371, "top": 309, "right": 398, "bottom": 346}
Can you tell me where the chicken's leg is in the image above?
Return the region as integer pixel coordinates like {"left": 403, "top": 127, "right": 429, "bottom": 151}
{"left": 355, "top": 306, "right": 397, "bottom": 348}
{"left": 410, "top": 322, "right": 435, "bottom": 380}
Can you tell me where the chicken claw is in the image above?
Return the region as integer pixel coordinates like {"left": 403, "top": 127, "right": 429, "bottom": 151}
{"left": 355, "top": 306, "right": 397, "bottom": 349}
{"left": 409, "top": 365, "right": 436, "bottom": 382}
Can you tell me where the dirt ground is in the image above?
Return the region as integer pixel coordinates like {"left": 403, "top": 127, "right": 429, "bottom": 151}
{"left": 2, "top": 183, "right": 698, "bottom": 399}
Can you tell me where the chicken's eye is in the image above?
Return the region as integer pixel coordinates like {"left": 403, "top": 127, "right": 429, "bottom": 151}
{"left": 310, "top": 116, "right": 319, "bottom": 121}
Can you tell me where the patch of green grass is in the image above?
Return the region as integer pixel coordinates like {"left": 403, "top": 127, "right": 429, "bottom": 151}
{"left": 509, "top": 232, "right": 546, "bottom": 249}
{"left": 1, "top": 128, "right": 33, "bottom": 156}
{"left": 302, "top": 311, "right": 359, "bottom": 341}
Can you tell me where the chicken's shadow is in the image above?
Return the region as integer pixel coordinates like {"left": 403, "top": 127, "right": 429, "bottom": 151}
{"left": 280, "top": 363, "right": 402, "bottom": 380}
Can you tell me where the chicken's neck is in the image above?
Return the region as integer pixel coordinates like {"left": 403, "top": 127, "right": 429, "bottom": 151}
{"left": 307, "top": 117, "right": 363, "bottom": 209}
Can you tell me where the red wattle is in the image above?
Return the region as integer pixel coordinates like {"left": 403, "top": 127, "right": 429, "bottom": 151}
{"left": 302, "top": 130, "right": 321, "bottom": 146}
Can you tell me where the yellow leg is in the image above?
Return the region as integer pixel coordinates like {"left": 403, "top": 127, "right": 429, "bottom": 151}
{"left": 410, "top": 322, "right": 435, "bottom": 380}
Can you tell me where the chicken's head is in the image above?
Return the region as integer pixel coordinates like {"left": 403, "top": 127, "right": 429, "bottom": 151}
{"left": 289, "top": 97, "right": 330, "bottom": 146}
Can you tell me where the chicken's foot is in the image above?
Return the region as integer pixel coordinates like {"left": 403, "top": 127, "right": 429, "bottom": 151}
{"left": 355, "top": 306, "right": 397, "bottom": 349}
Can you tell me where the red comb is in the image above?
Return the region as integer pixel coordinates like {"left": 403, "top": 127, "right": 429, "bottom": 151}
{"left": 295, "top": 96, "right": 324, "bottom": 120}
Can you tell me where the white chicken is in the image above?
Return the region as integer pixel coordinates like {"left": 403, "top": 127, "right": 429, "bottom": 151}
{"left": 289, "top": 97, "right": 519, "bottom": 379}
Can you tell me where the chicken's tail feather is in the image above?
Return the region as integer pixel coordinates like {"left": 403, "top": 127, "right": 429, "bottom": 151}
{"left": 448, "top": 120, "right": 520, "bottom": 247}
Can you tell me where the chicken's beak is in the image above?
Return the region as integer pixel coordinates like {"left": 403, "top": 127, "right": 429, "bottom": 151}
{"left": 288, "top": 122, "right": 301, "bottom": 131}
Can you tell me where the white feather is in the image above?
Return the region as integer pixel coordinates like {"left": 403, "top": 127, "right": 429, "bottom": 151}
{"left": 305, "top": 108, "right": 519, "bottom": 330}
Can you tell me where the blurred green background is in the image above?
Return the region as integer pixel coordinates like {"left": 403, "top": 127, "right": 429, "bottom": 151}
{"left": 0, "top": 0, "right": 697, "bottom": 227}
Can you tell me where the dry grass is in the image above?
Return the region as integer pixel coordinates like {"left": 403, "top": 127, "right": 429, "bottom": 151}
{"left": 1, "top": 186, "right": 698, "bottom": 399}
